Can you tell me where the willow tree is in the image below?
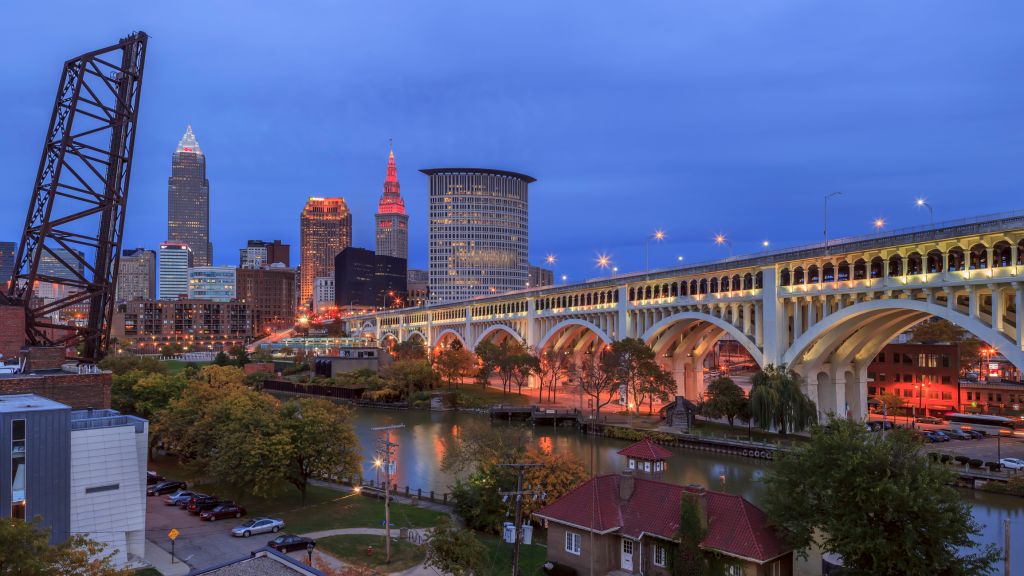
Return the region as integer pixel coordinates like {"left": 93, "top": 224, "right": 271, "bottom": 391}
{"left": 748, "top": 365, "right": 816, "bottom": 434}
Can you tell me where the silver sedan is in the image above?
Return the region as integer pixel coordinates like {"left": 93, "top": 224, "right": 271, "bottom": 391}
{"left": 231, "top": 517, "right": 285, "bottom": 537}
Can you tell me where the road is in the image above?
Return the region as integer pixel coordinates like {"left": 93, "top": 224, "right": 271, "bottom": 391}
{"left": 866, "top": 415, "right": 1024, "bottom": 462}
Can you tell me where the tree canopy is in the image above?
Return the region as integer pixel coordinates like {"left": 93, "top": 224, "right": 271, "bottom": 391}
{"left": 748, "top": 365, "right": 816, "bottom": 434}
{"left": 433, "top": 347, "right": 477, "bottom": 389}
{"left": 521, "top": 447, "right": 587, "bottom": 516}
{"left": 763, "top": 417, "right": 1000, "bottom": 575}
{"left": 606, "top": 338, "right": 675, "bottom": 414}
{"left": 701, "top": 376, "right": 749, "bottom": 427}
{"left": 569, "top": 354, "right": 618, "bottom": 419}
{"left": 0, "top": 518, "right": 132, "bottom": 575}
{"left": 424, "top": 517, "right": 488, "bottom": 576}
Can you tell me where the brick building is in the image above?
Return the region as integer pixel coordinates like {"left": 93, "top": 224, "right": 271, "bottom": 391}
{"left": 236, "top": 266, "right": 296, "bottom": 334}
{"left": 112, "top": 299, "right": 252, "bottom": 352}
{"left": 867, "top": 343, "right": 961, "bottom": 417}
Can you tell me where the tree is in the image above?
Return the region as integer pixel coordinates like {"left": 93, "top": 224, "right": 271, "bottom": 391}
{"left": 424, "top": 517, "right": 488, "bottom": 576}
{"left": 279, "top": 398, "right": 362, "bottom": 503}
{"left": 763, "top": 417, "right": 1001, "bottom": 575}
{"left": 876, "top": 392, "right": 905, "bottom": 418}
{"left": 748, "top": 365, "right": 816, "bottom": 434}
{"left": 522, "top": 447, "right": 587, "bottom": 516}
{"left": 0, "top": 518, "right": 132, "bottom": 575}
{"left": 229, "top": 345, "right": 250, "bottom": 367}
{"left": 569, "top": 354, "right": 617, "bottom": 420}
{"left": 534, "top": 348, "right": 570, "bottom": 403}
{"left": 159, "top": 343, "right": 184, "bottom": 356}
{"left": 384, "top": 360, "right": 437, "bottom": 398}
{"left": 440, "top": 420, "right": 529, "bottom": 474}
{"left": 606, "top": 338, "right": 673, "bottom": 414}
{"left": 392, "top": 340, "right": 427, "bottom": 362}
{"left": 213, "top": 351, "right": 231, "bottom": 366}
{"left": 474, "top": 340, "right": 534, "bottom": 396}
{"left": 130, "top": 372, "right": 188, "bottom": 420}
{"left": 672, "top": 495, "right": 707, "bottom": 576}
{"left": 196, "top": 364, "right": 246, "bottom": 386}
{"left": 701, "top": 377, "right": 749, "bottom": 427}
{"left": 510, "top": 349, "right": 539, "bottom": 396}
{"left": 433, "top": 347, "right": 477, "bottom": 389}
{"left": 451, "top": 463, "right": 517, "bottom": 533}
{"left": 97, "top": 354, "right": 167, "bottom": 375}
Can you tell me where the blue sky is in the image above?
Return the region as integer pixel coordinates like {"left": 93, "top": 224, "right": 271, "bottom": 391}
{"left": 2, "top": 1, "right": 1023, "bottom": 281}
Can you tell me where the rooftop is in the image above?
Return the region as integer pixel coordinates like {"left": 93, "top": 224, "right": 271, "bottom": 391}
{"left": 420, "top": 167, "right": 536, "bottom": 183}
{"left": 617, "top": 437, "right": 674, "bottom": 461}
{"left": 0, "top": 394, "right": 69, "bottom": 414}
{"left": 189, "top": 548, "right": 324, "bottom": 575}
{"left": 70, "top": 408, "right": 147, "bottom": 433}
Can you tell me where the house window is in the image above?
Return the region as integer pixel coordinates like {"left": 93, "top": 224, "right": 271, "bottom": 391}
{"left": 628, "top": 458, "right": 636, "bottom": 470}
{"left": 725, "top": 565, "right": 742, "bottom": 576}
{"left": 769, "top": 561, "right": 782, "bottom": 576}
{"left": 565, "top": 531, "right": 581, "bottom": 555}
{"left": 654, "top": 461, "right": 664, "bottom": 472}
{"left": 653, "top": 545, "right": 666, "bottom": 567}
{"left": 644, "top": 461, "right": 651, "bottom": 473}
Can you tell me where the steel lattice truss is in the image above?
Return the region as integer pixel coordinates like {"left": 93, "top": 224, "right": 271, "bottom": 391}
{"left": 2, "top": 33, "right": 147, "bottom": 361}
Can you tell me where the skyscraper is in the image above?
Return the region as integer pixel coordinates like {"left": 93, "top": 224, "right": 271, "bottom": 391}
{"left": 167, "top": 126, "right": 212, "bottom": 266}
{"left": 116, "top": 248, "right": 156, "bottom": 302}
{"left": 422, "top": 168, "right": 534, "bottom": 302}
{"left": 299, "top": 197, "right": 352, "bottom": 305}
{"left": 158, "top": 242, "right": 193, "bottom": 300}
{"left": 375, "top": 149, "right": 408, "bottom": 261}
{"left": 0, "top": 241, "right": 16, "bottom": 294}
{"left": 187, "top": 266, "right": 236, "bottom": 302}
{"left": 239, "top": 240, "right": 290, "bottom": 268}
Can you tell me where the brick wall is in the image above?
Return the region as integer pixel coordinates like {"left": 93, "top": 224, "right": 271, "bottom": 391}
{"left": 0, "top": 306, "right": 24, "bottom": 359}
{"left": 0, "top": 372, "right": 111, "bottom": 409}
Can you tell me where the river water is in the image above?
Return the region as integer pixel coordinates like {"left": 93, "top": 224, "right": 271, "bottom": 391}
{"left": 350, "top": 408, "right": 1023, "bottom": 575}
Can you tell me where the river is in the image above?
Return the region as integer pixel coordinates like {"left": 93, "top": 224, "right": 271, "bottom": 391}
{"left": 350, "top": 408, "right": 1023, "bottom": 575}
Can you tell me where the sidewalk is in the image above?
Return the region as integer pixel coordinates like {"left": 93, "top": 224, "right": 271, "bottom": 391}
{"left": 144, "top": 539, "right": 190, "bottom": 576}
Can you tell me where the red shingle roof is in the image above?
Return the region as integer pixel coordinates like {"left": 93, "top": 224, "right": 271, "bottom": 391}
{"left": 533, "top": 474, "right": 790, "bottom": 563}
{"left": 617, "top": 438, "right": 673, "bottom": 461}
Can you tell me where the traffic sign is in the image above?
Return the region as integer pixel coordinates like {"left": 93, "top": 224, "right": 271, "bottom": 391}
{"left": 168, "top": 528, "right": 180, "bottom": 541}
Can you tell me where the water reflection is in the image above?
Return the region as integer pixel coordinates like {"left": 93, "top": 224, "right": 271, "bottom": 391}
{"left": 351, "top": 408, "right": 1022, "bottom": 574}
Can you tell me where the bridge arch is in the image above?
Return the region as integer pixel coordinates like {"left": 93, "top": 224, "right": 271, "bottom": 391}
{"left": 472, "top": 324, "right": 524, "bottom": 349}
{"left": 535, "top": 319, "right": 613, "bottom": 353}
{"left": 641, "top": 311, "right": 763, "bottom": 367}
{"left": 433, "top": 328, "right": 467, "bottom": 351}
{"left": 405, "top": 330, "right": 426, "bottom": 344}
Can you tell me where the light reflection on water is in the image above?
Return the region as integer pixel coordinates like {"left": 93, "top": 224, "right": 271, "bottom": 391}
{"left": 351, "top": 408, "right": 1022, "bottom": 574}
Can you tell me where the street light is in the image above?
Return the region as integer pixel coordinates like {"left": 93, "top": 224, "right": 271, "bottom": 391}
{"left": 545, "top": 254, "right": 556, "bottom": 266}
{"left": 874, "top": 217, "right": 885, "bottom": 231}
{"left": 596, "top": 254, "right": 612, "bottom": 275}
{"left": 824, "top": 192, "right": 842, "bottom": 251}
{"left": 561, "top": 274, "right": 567, "bottom": 284}
{"left": 645, "top": 230, "right": 665, "bottom": 271}
{"left": 306, "top": 541, "right": 315, "bottom": 566}
{"left": 761, "top": 240, "right": 769, "bottom": 251}
{"left": 714, "top": 234, "right": 732, "bottom": 256}
{"left": 916, "top": 198, "right": 934, "bottom": 226}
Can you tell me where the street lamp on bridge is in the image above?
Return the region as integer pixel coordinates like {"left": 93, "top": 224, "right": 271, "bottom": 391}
{"left": 874, "top": 217, "right": 885, "bottom": 231}
{"left": 714, "top": 234, "right": 732, "bottom": 256}
{"left": 916, "top": 198, "right": 934, "bottom": 226}
{"left": 645, "top": 229, "right": 665, "bottom": 271}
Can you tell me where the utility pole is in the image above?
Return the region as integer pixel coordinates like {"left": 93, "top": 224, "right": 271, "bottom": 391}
{"left": 499, "top": 463, "right": 544, "bottom": 576}
{"left": 372, "top": 424, "right": 404, "bottom": 564}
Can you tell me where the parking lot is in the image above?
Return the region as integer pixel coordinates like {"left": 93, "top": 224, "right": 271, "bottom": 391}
{"left": 867, "top": 416, "right": 1024, "bottom": 463}
{"left": 145, "top": 494, "right": 319, "bottom": 571}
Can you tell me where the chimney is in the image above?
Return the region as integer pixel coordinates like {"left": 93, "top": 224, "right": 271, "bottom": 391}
{"left": 619, "top": 469, "right": 636, "bottom": 501}
{"left": 683, "top": 484, "right": 708, "bottom": 530}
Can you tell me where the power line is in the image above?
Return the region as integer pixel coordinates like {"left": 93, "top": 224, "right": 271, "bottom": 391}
{"left": 498, "top": 462, "right": 543, "bottom": 576}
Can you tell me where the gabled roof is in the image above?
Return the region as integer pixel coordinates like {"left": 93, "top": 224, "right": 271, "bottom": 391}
{"left": 533, "top": 475, "right": 790, "bottom": 564}
{"left": 188, "top": 547, "right": 325, "bottom": 575}
{"left": 617, "top": 438, "right": 673, "bottom": 461}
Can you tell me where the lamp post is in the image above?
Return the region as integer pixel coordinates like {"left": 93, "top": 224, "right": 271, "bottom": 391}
{"left": 306, "top": 542, "right": 315, "bottom": 566}
{"left": 874, "top": 218, "right": 885, "bottom": 232}
{"left": 761, "top": 240, "right": 769, "bottom": 251}
{"left": 597, "top": 254, "right": 612, "bottom": 276}
{"left": 561, "top": 274, "right": 567, "bottom": 285}
{"left": 714, "top": 234, "right": 732, "bottom": 256}
{"left": 916, "top": 198, "right": 934, "bottom": 226}
{"left": 645, "top": 230, "right": 665, "bottom": 272}
{"left": 824, "top": 192, "right": 842, "bottom": 252}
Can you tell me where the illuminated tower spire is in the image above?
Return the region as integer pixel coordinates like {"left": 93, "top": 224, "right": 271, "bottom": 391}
{"left": 375, "top": 143, "right": 409, "bottom": 260}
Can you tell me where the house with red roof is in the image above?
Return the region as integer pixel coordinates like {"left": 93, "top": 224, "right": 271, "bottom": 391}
{"left": 533, "top": 442, "right": 793, "bottom": 576}
{"left": 617, "top": 438, "right": 673, "bottom": 474}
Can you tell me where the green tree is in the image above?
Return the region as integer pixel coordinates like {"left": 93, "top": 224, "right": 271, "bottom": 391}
{"left": 474, "top": 340, "right": 534, "bottom": 396}
{"left": 876, "top": 392, "right": 905, "bottom": 417}
{"left": 569, "top": 354, "right": 617, "bottom": 420}
{"left": 229, "top": 345, "right": 251, "bottom": 367}
{"left": 701, "top": 377, "right": 749, "bottom": 427}
{"left": 384, "top": 360, "right": 437, "bottom": 398}
{"left": 213, "top": 350, "right": 231, "bottom": 366}
{"left": 0, "top": 518, "right": 132, "bottom": 575}
{"left": 510, "top": 349, "right": 539, "bottom": 396}
{"left": 424, "top": 517, "right": 488, "bottom": 576}
{"left": 433, "top": 347, "right": 477, "bottom": 389}
{"left": 607, "top": 338, "right": 672, "bottom": 414}
{"left": 522, "top": 447, "right": 587, "bottom": 517}
{"left": 97, "top": 355, "right": 167, "bottom": 375}
{"left": 392, "top": 340, "right": 427, "bottom": 362}
{"left": 672, "top": 495, "right": 707, "bottom": 576}
{"left": 451, "top": 463, "right": 517, "bottom": 533}
{"left": 279, "top": 398, "right": 362, "bottom": 503}
{"left": 440, "top": 419, "right": 529, "bottom": 474}
{"left": 748, "top": 365, "right": 816, "bottom": 434}
{"left": 764, "top": 417, "right": 1000, "bottom": 575}
{"left": 159, "top": 343, "right": 184, "bottom": 356}
{"left": 131, "top": 372, "right": 188, "bottom": 420}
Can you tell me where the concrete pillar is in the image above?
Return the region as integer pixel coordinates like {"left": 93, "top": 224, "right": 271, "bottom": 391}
{"left": 968, "top": 286, "right": 979, "bottom": 321}
{"left": 1012, "top": 245, "right": 1019, "bottom": 269}
{"left": 987, "top": 247, "right": 995, "bottom": 270}
{"left": 947, "top": 288, "right": 957, "bottom": 312}
{"left": 464, "top": 306, "right": 472, "bottom": 346}
{"left": 742, "top": 302, "right": 752, "bottom": 336}
{"left": 833, "top": 367, "right": 848, "bottom": 420}
{"left": 793, "top": 299, "right": 803, "bottom": 341}
{"left": 807, "top": 297, "right": 817, "bottom": 328}
{"left": 617, "top": 286, "right": 629, "bottom": 339}
{"left": 1016, "top": 283, "right": 1024, "bottom": 352}
{"left": 755, "top": 302, "right": 764, "bottom": 347}
{"left": 990, "top": 286, "right": 1004, "bottom": 334}
{"left": 760, "top": 265, "right": 782, "bottom": 366}
{"left": 671, "top": 356, "right": 687, "bottom": 397}
{"left": 526, "top": 298, "right": 537, "bottom": 348}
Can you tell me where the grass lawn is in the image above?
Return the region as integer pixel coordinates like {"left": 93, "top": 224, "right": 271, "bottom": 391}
{"left": 162, "top": 360, "right": 210, "bottom": 374}
{"left": 148, "top": 455, "right": 447, "bottom": 534}
{"left": 474, "top": 532, "right": 547, "bottom": 576}
{"left": 454, "top": 384, "right": 531, "bottom": 408}
{"left": 316, "top": 534, "right": 424, "bottom": 572}
{"left": 693, "top": 420, "right": 808, "bottom": 445}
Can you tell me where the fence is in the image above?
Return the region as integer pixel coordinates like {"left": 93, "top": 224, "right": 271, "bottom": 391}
{"left": 317, "top": 473, "right": 454, "bottom": 506}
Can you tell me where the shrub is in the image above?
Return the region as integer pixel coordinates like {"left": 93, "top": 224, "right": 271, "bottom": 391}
{"left": 968, "top": 459, "right": 984, "bottom": 469}
{"left": 985, "top": 462, "right": 1001, "bottom": 472}
{"left": 939, "top": 454, "right": 951, "bottom": 464}
{"left": 954, "top": 455, "right": 970, "bottom": 465}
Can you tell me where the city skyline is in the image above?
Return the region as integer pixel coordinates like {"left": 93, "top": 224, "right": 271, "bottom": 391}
{"left": 2, "top": 2, "right": 1024, "bottom": 283}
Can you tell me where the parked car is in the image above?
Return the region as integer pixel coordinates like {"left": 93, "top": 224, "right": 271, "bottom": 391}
{"left": 147, "top": 471, "right": 165, "bottom": 485}
{"left": 164, "top": 490, "right": 198, "bottom": 506}
{"left": 200, "top": 503, "right": 247, "bottom": 521}
{"left": 147, "top": 480, "right": 187, "bottom": 496}
{"left": 964, "top": 429, "right": 986, "bottom": 439}
{"left": 924, "top": 431, "right": 950, "bottom": 443}
{"left": 232, "top": 517, "right": 285, "bottom": 537}
{"left": 267, "top": 534, "right": 315, "bottom": 553}
{"left": 915, "top": 416, "right": 943, "bottom": 425}
{"left": 179, "top": 493, "right": 209, "bottom": 509}
{"left": 999, "top": 458, "right": 1024, "bottom": 470}
{"left": 943, "top": 429, "right": 971, "bottom": 440}
{"left": 187, "top": 496, "right": 224, "bottom": 514}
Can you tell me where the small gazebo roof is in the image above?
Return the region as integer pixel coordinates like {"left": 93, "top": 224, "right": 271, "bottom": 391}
{"left": 617, "top": 437, "right": 673, "bottom": 461}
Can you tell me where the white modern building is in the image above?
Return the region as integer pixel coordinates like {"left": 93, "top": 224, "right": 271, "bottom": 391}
{"left": 70, "top": 408, "right": 148, "bottom": 567}
{"left": 159, "top": 242, "right": 193, "bottom": 300}
{"left": 422, "top": 168, "right": 533, "bottom": 302}
{"left": 312, "top": 276, "right": 335, "bottom": 314}
{"left": 188, "top": 266, "right": 237, "bottom": 301}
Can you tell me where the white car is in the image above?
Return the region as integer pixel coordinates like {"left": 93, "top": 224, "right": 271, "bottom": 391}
{"left": 998, "top": 458, "right": 1024, "bottom": 470}
{"left": 231, "top": 517, "right": 285, "bottom": 537}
